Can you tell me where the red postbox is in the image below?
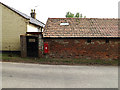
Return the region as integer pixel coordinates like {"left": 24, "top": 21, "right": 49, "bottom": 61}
{"left": 44, "top": 43, "right": 48, "bottom": 53}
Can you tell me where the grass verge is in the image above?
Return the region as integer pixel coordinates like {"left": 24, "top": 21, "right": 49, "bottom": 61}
{"left": 1, "top": 53, "right": 118, "bottom": 66}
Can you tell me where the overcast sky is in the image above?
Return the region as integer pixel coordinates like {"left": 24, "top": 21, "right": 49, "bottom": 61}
{"left": 1, "top": 0, "right": 119, "bottom": 23}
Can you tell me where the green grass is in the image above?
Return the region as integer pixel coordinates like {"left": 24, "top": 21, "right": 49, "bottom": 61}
{"left": 1, "top": 53, "right": 118, "bottom": 66}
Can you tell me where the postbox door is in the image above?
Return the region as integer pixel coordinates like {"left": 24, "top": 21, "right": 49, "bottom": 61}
{"left": 44, "top": 43, "right": 48, "bottom": 53}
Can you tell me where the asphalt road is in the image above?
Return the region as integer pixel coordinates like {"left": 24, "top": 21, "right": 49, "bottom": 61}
{"left": 2, "top": 62, "right": 118, "bottom": 88}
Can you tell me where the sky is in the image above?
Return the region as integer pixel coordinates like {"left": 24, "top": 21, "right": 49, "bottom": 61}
{"left": 1, "top": 0, "right": 120, "bottom": 23}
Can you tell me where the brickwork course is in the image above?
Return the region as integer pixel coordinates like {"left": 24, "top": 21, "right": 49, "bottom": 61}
{"left": 43, "top": 18, "right": 119, "bottom": 60}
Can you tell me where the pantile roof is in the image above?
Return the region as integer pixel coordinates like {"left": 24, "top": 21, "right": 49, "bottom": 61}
{"left": 43, "top": 18, "right": 119, "bottom": 38}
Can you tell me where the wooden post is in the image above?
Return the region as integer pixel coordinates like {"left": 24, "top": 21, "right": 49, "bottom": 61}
{"left": 20, "top": 35, "right": 27, "bottom": 57}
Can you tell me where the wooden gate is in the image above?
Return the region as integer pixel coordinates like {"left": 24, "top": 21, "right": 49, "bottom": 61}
{"left": 26, "top": 36, "right": 38, "bottom": 57}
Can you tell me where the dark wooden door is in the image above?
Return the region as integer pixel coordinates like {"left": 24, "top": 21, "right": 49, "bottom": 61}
{"left": 26, "top": 36, "right": 38, "bottom": 57}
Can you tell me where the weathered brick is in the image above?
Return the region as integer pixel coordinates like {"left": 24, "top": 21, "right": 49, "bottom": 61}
{"left": 42, "top": 38, "right": 119, "bottom": 60}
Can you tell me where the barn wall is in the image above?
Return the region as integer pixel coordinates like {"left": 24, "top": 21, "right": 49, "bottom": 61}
{"left": 43, "top": 38, "right": 120, "bottom": 60}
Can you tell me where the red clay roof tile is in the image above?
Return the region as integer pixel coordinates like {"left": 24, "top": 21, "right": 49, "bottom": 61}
{"left": 43, "top": 18, "right": 119, "bottom": 38}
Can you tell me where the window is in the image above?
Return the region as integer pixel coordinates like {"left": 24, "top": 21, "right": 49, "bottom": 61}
{"left": 106, "top": 39, "right": 109, "bottom": 43}
{"left": 60, "top": 23, "right": 69, "bottom": 26}
{"left": 87, "top": 39, "right": 91, "bottom": 43}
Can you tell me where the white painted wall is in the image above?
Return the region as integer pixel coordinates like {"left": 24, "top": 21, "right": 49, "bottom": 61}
{"left": 27, "top": 24, "right": 40, "bottom": 32}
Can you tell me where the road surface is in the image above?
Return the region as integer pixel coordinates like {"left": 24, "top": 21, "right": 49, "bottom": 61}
{"left": 2, "top": 62, "right": 118, "bottom": 88}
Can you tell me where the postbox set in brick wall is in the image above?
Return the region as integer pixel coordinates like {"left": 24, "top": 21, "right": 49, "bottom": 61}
{"left": 43, "top": 38, "right": 119, "bottom": 60}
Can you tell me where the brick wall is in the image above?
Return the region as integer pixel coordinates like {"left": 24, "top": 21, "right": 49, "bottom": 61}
{"left": 38, "top": 34, "right": 44, "bottom": 57}
{"left": 43, "top": 38, "right": 120, "bottom": 60}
